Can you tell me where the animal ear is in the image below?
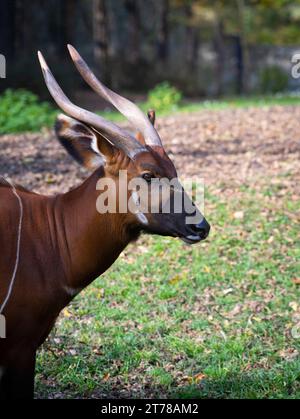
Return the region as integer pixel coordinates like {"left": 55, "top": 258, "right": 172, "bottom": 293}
{"left": 147, "top": 109, "right": 156, "bottom": 126}
{"left": 55, "top": 114, "right": 115, "bottom": 170}
{"left": 135, "top": 109, "right": 157, "bottom": 144}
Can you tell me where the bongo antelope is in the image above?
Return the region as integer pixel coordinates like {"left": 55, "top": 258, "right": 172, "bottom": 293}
{"left": 0, "top": 46, "right": 210, "bottom": 399}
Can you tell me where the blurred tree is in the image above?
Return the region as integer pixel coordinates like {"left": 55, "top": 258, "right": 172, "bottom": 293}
{"left": 184, "top": 0, "right": 248, "bottom": 95}
{"left": 61, "top": 0, "right": 77, "bottom": 48}
{"left": 2, "top": 0, "right": 300, "bottom": 96}
{"left": 157, "top": 0, "right": 170, "bottom": 62}
{"left": 245, "top": 0, "right": 300, "bottom": 45}
{"left": 213, "top": 18, "right": 225, "bottom": 96}
{"left": 185, "top": 2, "right": 200, "bottom": 70}
{"left": 0, "top": 0, "right": 15, "bottom": 60}
{"left": 236, "top": 0, "right": 248, "bottom": 94}
{"left": 124, "top": 0, "right": 141, "bottom": 66}
{"left": 93, "top": 0, "right": 110, "bottom": 83}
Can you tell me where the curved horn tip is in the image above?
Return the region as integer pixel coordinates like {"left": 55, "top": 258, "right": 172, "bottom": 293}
{"left": 37, "top": 51, "right": 48, "bottom": 71}
{"left": 67, "top": 44, "right": 81, "bottom": 61}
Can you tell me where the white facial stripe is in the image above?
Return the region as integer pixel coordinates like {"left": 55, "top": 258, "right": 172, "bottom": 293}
{"left": 91, "top": 137, "right": 100, "bottom": 155}
{"left": 91, "top": 137, "right": 106, "bottom": 167}
{"left": 131, "top": 191, "right": 140, "bottom": 206}
{"left": 63, "top": 285, "right": 83, "bottom": 298}
{"left": 89, "top": 154, "right": 105, "bottom": 168}
{"left": 136, "top": 212, "right": 149, "bottom": 225}
{"left": 131, "top": 191, "right": 148, "bottom": 225}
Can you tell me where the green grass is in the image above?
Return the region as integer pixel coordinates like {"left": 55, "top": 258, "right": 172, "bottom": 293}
{"left": 97, "top": 94, "right": 300, "bottom": 122}
{"left": 1, "top": 90, "right": 300, "bottom": 133}
{"left": 36, "top": 183, "right": 300, "bottom": 399}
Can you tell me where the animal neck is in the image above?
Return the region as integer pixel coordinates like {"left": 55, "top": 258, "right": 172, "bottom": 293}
{"left": 55, "top": 169, "right": 138, "bottom": 293}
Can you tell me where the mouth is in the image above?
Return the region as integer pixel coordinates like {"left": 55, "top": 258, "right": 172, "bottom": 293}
{"left": 180, "top": 235, "right": 201, "bottom": 245}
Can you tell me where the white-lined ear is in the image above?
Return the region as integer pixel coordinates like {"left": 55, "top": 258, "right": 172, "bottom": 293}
{"left": 135, "top": 110, "right": 157, "bottom": 145}
{"left": 147, "top": 109, "right": 156, "bottom": 126}
{"left": 55, "top": 114, "right": 115, "bottom": 170}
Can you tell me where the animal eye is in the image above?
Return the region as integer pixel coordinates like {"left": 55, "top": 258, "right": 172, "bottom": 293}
{"left": 142, "top": 172, "right": 153, "bottom": 183}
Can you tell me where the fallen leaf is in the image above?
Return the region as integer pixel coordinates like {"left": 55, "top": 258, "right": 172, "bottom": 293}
{"left": 223, "top": 288, "right": 234, "bottom": 296}
{"left": 103, "top": 373, "right": 110, "bottom": 382}
{"left": 204, "top": 266, "right": 211, "bottom": 273}
{"left": 227, "top": 304, "right": 243, "bottom": 318}
{"left": 62, "top": 308, "right": 72, "bottom": 318}
{"left": 289, "top": 302, "right": 298, "bottom": 312}
{"left": 234, "top": 211, "right": 244, "bottom": 220}
{"left": 253, "top": 316, "right": 262, "bottom": 323}
{"left": 169, "top": 275, "right": 182, "bottom": 285}
{"left": 292, "top": 278, "right": 300, "bottom": 285}
{"left": 193, "top": 373, "right": 207, "bottom": 383}
{"left": 279, "top": 349, "right": 299, "bottom": 361}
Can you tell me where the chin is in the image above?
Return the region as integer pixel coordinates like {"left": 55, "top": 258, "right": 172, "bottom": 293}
{"left": 180, "top": 236, "right": 201, "bottom": 245}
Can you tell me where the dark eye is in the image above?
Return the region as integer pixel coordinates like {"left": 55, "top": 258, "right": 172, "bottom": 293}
{"left": 142, "top": 172, "right": 153, "bottom": 183}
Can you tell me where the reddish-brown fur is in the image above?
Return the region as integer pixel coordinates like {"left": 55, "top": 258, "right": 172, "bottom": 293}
{"left": 0, "top": 138, "right": 179, "bottom": 399}
{"left": 0, "top": 79, "right": 210, "bottom": 399}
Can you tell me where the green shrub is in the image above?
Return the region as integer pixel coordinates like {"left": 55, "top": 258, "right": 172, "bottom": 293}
{"left": 259, "top": 66, "right": 289, "bottom": 94}
{"left": 147, "top": 82, "right": 182, "bottom": 113}
{"left": 0, "top": 89, "right": 57, "bottom": 134}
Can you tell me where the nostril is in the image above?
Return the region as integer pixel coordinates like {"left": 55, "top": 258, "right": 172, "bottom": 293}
{"left": 195, "top": 218, "right": 211, "bottom": 240}
{"left": 198, "top": 228, "right": 209, "bottom": 240}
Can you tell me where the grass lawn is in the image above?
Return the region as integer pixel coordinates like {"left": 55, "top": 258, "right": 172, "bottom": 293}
{"left": 36, "top": 182, "right": 300, "bottom": 399}
{"left": 2, "top": 89, "right": 300, "bottom": 133}
{"left": 97, "top": 94, "right": 300, "bottom": 122}
{"left": 6, "top": 93, "right": 294, "bottom": 399}
{"left": 2, "top": 87, "right": 299, "bottom": 398}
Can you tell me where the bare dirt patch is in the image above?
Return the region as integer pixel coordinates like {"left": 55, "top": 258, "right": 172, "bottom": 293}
{"left": 1, "top": 106, "right": 300, "bottom": 197}
{"left": 3, "top": 105, "right": 299, "bottom": 399}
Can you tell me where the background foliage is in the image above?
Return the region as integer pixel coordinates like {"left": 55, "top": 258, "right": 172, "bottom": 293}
{"left": 2, "top": 0, "right": 300, "bottom": 97}
{"left": 0, "top": 89, "right": 57, "bottom": 133}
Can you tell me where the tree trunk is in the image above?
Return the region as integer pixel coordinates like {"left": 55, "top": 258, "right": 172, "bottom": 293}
{"left": 214, "top": 19, "right": 225, "bottom": 97}
{"left": 124, "top": 0, "right": 141, "bottom": 66}
{"left": 236, "top": 0, "right": 248, "bottom": 94}
{"left": 93, "top": 0, "right": 110, "bottom": 83}
{"left": 234, "top": 35, "right": 244, "bottom": 95}
{"left": 61, "top": 0, "right": 77, "bottom": 47}
{"left": 185, "top": 4, "right": 199, "bottom": 69}
{"left": 0, "top": 0, "right": 15, "bottom": 60}
{"left": 157, "top": 0, "right": 169, "bottom": 63}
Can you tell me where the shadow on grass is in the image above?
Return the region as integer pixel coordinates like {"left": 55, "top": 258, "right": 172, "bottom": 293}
{"left": 36, "top": 369, "right": 300, "bottom": 399}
